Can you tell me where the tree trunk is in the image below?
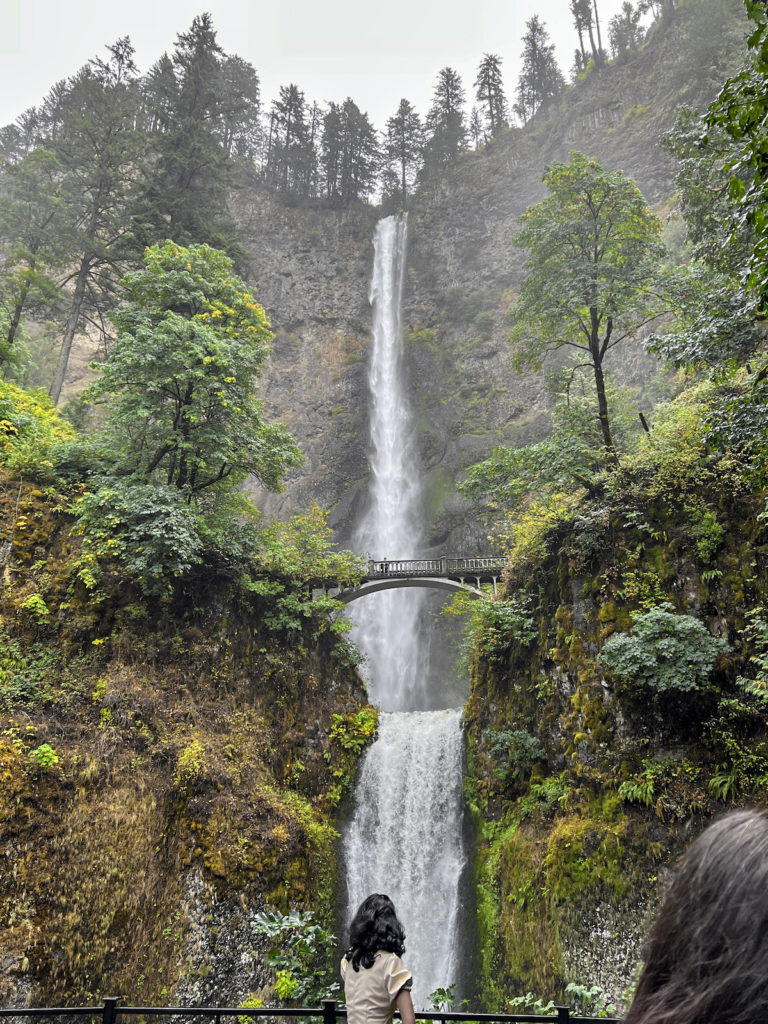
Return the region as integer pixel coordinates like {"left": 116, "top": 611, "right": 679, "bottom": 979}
{"left": 593, "top": 0, "right": 604, "bottom": 57}
{"left": 593, "top": 356, "right": 615, "bottom": 454}
{"left": 587, "top": 21, "right": 604, "bottom": 68}
{"left": 50, "top": 256, "right": 90, "bottom": 405}
{"left": 5, "top": 276, "right": 32, "bottom": 352}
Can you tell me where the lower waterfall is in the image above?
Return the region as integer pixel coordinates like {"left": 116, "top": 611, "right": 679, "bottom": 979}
{"left": 342, "top": 710, "right": 466, "bottom": 1005}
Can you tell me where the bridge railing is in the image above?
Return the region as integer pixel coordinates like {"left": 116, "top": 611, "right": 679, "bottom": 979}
{"left": 366, "top": 557, "right": 507, "bottom": 579}
{"left": 0, "top": 998, "right": 620, "bottom": 1024}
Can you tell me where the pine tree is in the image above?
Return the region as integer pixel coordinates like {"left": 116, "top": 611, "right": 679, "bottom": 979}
{"left": 609, "top": 2, "right": 644, "bottom": 59}
{"left": 469, "top": 107, "right": 485, "bottom": 148}
{"left": 383, "top": 99, "right": 423, "bottom": 207}
{"left": 137, "top": 15, "right": 238, "bottom": 253}
{"left": 474, "top": 54, "right": 509, "bottom": 138}
{"left": 48, "top": 38, "right": 145, "bottom": 404}
{"left": 570, "top": 0, "right": 605, "bottom": 69}
{"left": 267, "top": 84, "right": 313, "bottom": 195}
{"left": 217, "top": 55, "right": 261, "bottom": 160}
{"left": 423, "top": 67, "right": 467, "bottom": 177}
{"left": 320, "top": 99, "right": 378, "bottom": 205}
{"left": 514, "top": 17, "right": 566, "bottom": 124}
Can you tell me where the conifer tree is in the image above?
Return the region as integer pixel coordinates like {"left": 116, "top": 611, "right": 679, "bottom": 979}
{"left": 383, "top": 99, "right": 423, "bottom": 207}
{"left": 609, "top": 2, "right": 644, "bottom": 59}
{"left": 514, "top": 17, "right": 566, "bottom": 124}
{"left": 267, "top": 84, "right": 313, "bottom": 195}
{"left": 474, "top": 54, "right": 509, "bottom": 138}
{"left": 136, "top": 15, "right": 239, "bottom": 254}
{"left": 570, "top": 0, "right": 605, "bottom": 69}
{"left": 48, "top": 38, "right": 145, "bottom": 403}
{"left": 423, "top": 67, "right": 467, "bottom": 177}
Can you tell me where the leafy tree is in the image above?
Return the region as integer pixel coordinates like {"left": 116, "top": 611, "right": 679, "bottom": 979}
{"left": 76, "top": 241, "right": 302, "bottom": 591}
{"left": 513, "top": 17, "right": 566, "bottom": 124}
{"left": 705, "top": 0, "right": 768, "bottom": 307}
{"left": 509, "top": 152, "right": 671, "bottom": 453}
{"left": 422, "top": 67, "right": 467, "bottom": 177}
{"left": 474, "top": 54, "right": 508, "bottom": 138}
{"left": 383, "top": 99, "right": 423, "bottom": 208}
{"left": 48, "top": 38, "right": 145, "bottom": 404}
{"left": 0, "top": 148, "right": 65, "bottom": 364}
{"left": 608, "top": 2, "right": 644, "bottom": 59}
{"left": 86, "top": 240, "right": 301, "bottom": 497}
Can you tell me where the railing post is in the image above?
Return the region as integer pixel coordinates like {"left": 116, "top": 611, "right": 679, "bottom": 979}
{"left": 322, "top": 999, "right": 338, "bottom": 1024}
{"left": 556, "top": 1006, "right": 570, "bottom": 1024}
{"left": 102, "top": 997, "right": 120, "bottom": 1024}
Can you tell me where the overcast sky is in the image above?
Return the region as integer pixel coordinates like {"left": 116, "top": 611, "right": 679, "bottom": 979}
{"left": 0, "top": 0, "right": 650, "bottom": 131}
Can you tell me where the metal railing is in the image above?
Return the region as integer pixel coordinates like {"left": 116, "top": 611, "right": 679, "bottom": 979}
{"left": 366, "top": 557, "right": 507, "bottom": 579}
{"left": 0, "top": 997, "right": 620, "bottom": 1024}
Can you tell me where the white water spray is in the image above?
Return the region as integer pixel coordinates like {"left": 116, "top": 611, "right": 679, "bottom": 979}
{"left": 344, "top": 216, "right": 466, "bottom": 1007}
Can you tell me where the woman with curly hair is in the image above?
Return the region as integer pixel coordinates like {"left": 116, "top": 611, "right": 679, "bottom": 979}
{"left": 625, "top": 808, "right": 768, "bottom": 1024}
{"left": 341, "top": 894, "right": 416, "bottom": 1024}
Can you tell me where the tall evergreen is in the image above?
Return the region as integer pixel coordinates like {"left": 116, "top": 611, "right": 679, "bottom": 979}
{"left": 383, "top": 99, "right": 423, "bottom": 207}
{"left": 570, "top": 0, "right": 605, "bottom": 69}
{"left": 474, "top": 54, "right": 509, "bottom": 139}
{"left": 609, "top": 2, "right": 644, "bottom": 59}
{"left": 266, "top": 84, "right": 313, "bottom": 195}
{"left": 49, "top": 38, "right": 145, "bottom": 403}
{"left": 423, "top": 67, "right": 468, "bottom": 177}
{"left": 514, "top": 17, "right": 566, "bottom": 124}
{"left": 137, "top": 15, "right": 238, "bottom": 254}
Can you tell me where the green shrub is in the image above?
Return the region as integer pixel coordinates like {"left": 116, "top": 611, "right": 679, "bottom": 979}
{"left": 599, "top": 602, "right": 730, "bottom": 693}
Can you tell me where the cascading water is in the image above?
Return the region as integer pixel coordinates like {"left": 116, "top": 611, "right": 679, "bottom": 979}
{"left": 343, "top": 215, "right": 467, "bottom": 1007}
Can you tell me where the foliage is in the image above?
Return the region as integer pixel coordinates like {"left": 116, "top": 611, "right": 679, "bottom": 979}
{"left": 422, "top": 67, "right": 468, "bottom": 178}
{"left": 468, "top": 596, "right": 538, "bottom": 665}
{"left": 474, "top": 54, "right": 509, "bottom": 137}
{"left": 330, "top": 708, "right": 378, "bottom": 754}
{"left": 251, "top": 909, "right": 338, "bottom": 1005}
{"left": 507, "top": 992, "right": 557, "bottom": 1015}
{"left": 736, "top": 608, "right": 768, "bottom": 706}
{"left": 599, "top": 602, "right": 730, "bottom": 694}
{"left": 513, "top": 16, "right": 566, "bottom": 124}
{"left": 564, "top": 982, "right": 617, "bottom": 1017}
{"left": 75, "top": 241, "right": 301, "bottom": 592}
{"left": 459, "top": 375, "right": 643, "bottom": 519}
{"left": 88, "top": 240, "right": 301, "bottom": 497}
{"left": 510, "top": 152, "right": 673, "bottom": 451}
{"left": 0, "top": 377, "right": 75, "bottom": 480}
{"left": 705, "top": 0, "right": 768, "bottom": 306}
{"left": 484, "top": 728, "right": 547, "bottom": 784}
{"left": 28, "top": 742, "right": 60, "bottom": 768}
{"left": 74, "top": 480, "right": 203, "bottom": 591}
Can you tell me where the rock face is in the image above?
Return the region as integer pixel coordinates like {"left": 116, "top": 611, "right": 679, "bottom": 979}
{"left": 241, "top": 0, "right": 746, "bottom": 555}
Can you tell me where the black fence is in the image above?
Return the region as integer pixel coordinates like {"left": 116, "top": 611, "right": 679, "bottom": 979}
{"left": 0, "top": 997, "right": 621, "bottom": 1024}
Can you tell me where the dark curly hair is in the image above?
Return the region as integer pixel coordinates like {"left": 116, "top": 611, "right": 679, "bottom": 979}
{"left": 625, "top": 809, "right": 768, "bottom": 1024}
{"left": 345, "top": 893, "right": 406, "bottom": 971}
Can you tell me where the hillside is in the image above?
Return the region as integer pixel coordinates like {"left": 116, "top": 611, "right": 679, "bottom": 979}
{"left": 246, "top": 0, "right": 748, "bottom": 553}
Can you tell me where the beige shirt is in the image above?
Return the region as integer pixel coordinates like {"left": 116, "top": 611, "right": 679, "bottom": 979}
{"left": 340, "top": 951, "right": 413, "bottom": 1024}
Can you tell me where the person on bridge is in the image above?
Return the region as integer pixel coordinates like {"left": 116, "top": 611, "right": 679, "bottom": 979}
{"left": 624, "top": 808, "right": 768, "bottom": 1024}
{"left": 341, "top": 893, "right": 416, "bottom": 1024}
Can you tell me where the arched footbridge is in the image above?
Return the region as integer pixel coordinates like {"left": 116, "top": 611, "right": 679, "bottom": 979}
{"left": 318, "top": 557, "right": 508, "bottom": 604}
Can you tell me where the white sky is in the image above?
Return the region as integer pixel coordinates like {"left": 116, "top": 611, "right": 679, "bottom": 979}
{"left": 0, "top": 0, "right": 649, "bottom": 131}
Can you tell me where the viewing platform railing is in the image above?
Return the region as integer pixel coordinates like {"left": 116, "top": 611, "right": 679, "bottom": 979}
{"left": 0, "top": 997, "right": 620, "bottom": 1024}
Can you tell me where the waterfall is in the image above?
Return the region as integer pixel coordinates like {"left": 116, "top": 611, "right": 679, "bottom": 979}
{"left": 343, "top": 215, "right": 467, "bottom": 1008}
